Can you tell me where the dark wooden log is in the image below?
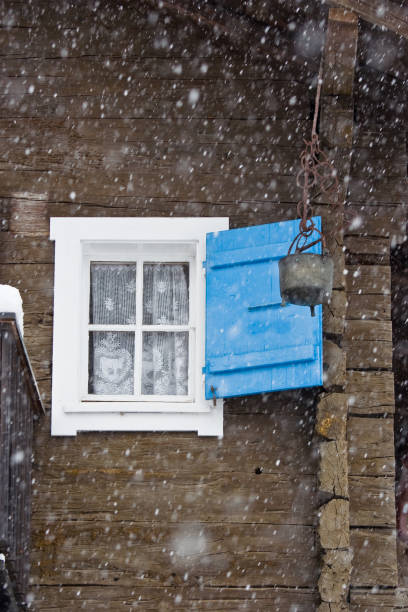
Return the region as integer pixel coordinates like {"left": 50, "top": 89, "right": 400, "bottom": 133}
{"left": 350, "top": 529, "right": 398, "bottom": 587}
{"left": 346, "top": 294, "right": 391, "bottom": 321}
{"left": 30, "top": 584, "right": 320, "bottom": 611}
{"left": 348, "top": 417, "right": 395, "bottom": 477}
{"left": 345, "top": 371, "right": 395, "bottom": 415}
{"left": 346, "top": 265, "right": 391, "bottom": 295}
{"left": 327, "top": 0, "right": 408, "bottom": 41}
{"left": 350, "top": 587, "right": 396, "bottom": 610}
{"left": 349, "top": 476, "right": 396, "bottom": 527}
{"left": 30, "top": 520, "right": 319, "bottom": 589}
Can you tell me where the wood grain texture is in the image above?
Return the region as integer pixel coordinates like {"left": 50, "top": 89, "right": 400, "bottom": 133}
{"left": 344, "top": 321, "right": 393, "bottom": 372}
{"left": 30, "top": 520, "right": 318, "bottom": 588}
{"left": 327, "top": 0, "right": 408, "bottom": 40}
{"left": 345, "top": 371, "right": 395, "bottom": 414}
{"left": 346, "top": 294, "right": 390, "bottom": 321}
{"left": 348, "top": 417, "right": 395, "bottom": 477}
{"left": 346, "top": 265, "right": 391, "bottom": 295}
{"left": 344, "top": 339, "right": 393, "bottom": 369}
{"left": 350, "top": 587, "right": 396, "bottom": 611}
{"left": 349, "top": 476, "right": 396, "bottom": 527}
{"left": 30, "top": 584, "right": 320, "bottom": 611}
{"left": 350, "top": 529, "right": 398, "bottom": 587}
{"left": 345, "top": 236, "right": 390, "bottom": 265}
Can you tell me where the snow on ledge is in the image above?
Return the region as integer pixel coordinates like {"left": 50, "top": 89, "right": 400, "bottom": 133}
{"left": 0, "top": 285, "right": 24, "bottom": 335}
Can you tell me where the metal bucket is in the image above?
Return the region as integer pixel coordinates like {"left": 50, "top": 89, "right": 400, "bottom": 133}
{"left": 279, "top": 252, "right": 334, "bottom": 316}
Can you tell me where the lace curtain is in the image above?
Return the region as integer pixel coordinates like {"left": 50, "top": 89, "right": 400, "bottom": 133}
{"left": 142, "top": 264, "right": 189, "bottom": 395}
{"left": 88, "top": 262, "right": 189, "bottom": 396}
{"left": 89, "top": 263, "right": 136, "bottom": 325}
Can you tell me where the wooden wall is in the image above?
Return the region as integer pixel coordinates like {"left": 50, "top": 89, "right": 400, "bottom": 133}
{"left": 345, "top": 29, "right": 407, "bottom": 607}
{"left": 0, "top": 2, "right": 323, "bottom": 609}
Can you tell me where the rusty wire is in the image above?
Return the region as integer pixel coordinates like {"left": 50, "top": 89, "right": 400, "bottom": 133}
{"left": 289, "top": 60, "right": 339, "bottom": 255}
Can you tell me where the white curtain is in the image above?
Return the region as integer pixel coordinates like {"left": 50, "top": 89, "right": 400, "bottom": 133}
{"left": 88, "top": 263, "right": 136, "bottom": 395}
{"left": 90, "top": 263, "right": 136, "bottom": 325}
{"left": 88, "top": 262, "right": 189, "bottom": 396}
{"left": 89, "top": 331, "right": 134, "bottom": 395}
{"left": 142, "top": 264, "right": 189, "bottom": 395}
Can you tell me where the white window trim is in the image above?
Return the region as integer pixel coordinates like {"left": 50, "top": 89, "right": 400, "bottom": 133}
{"left": 50, "top": 217, "right": 229, "bottom": 437}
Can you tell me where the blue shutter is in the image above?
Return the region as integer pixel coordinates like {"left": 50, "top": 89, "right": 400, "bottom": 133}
{"left": 204, "top": 218, "right": 323, "bottom": 399}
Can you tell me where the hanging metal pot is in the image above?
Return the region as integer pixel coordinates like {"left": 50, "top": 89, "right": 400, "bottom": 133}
{"left": 279, "top": 250, "right": 333, "bottom": 317}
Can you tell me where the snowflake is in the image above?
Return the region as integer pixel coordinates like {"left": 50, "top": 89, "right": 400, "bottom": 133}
{"left": 104, "top": 297, "right": 115, "bottom": 311}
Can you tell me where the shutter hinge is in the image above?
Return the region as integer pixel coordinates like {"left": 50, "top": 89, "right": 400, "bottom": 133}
{"left": 202, "top": 260, "right": 206, "bottom": 274}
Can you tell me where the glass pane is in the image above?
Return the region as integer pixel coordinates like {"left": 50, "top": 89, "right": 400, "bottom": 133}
{"left": 143, "top": 263, "right": 189, "bottom": 325}
{"left": 90, "top": 263, "right": 136, "bottom": 325}
{"left": 88, "top": 332, "right": 135, "bottom": 395}
{"left": 142, "top": 332, "right": 188, "bottom": 395}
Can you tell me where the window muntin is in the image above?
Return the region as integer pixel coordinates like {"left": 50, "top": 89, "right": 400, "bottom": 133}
{"left": 82, "top": 244, "right": 195, "bottom": 403}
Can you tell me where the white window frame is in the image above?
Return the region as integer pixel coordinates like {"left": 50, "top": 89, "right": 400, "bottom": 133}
{"left": 50, "top": 217, "right": 229, "bottom": 437}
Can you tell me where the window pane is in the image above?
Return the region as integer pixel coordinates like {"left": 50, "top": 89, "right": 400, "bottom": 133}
{"left": 88, "top": 332, "right": 134, "bottom": 395}
{"left": 143, "top": 263, "right": 189, "bottom": 325}
{"left": 90, "top": 263, "right": 136, "bottom": 325}
{"left": 142, "top": 332, "right": 188, "bottom": 395}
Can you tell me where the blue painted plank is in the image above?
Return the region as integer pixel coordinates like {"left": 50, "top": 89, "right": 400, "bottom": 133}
{"left": 204, "top": 218, "right": 323, "bottom": 399}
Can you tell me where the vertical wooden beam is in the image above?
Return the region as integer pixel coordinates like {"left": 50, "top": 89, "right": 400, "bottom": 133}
{"left": 320, "top": 8, "right": 359, "bottom": 293}
{"left": 317, "top": 8, "right": 358, "bottom": 611}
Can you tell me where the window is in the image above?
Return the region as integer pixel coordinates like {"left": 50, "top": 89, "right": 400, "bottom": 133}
{"left": 51, "top": 216, "right": 323, "bottom": 437}
{"left": 50, "top": 217, "right": 228, "bottom": 436}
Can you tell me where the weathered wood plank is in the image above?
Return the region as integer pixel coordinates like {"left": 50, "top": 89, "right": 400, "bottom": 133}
{"left": 0, "top": 140, "right": 304, "bottom": 176}
{"left": 346, "top": 265, "right": 391, "bottom": 295}
{"left": 30, "top": 584, "right": 320, "bottom": 611}
{"left": 323, "top": 340, "right": 346, "bottom": 388}
{"left": 0, "top": 167, "right": 306, "bottom": 203}
{"left": 348, "top": 417, "right": 395, "bottom": 476}
{"left": 344, "top": 339, "right": 393, "bottom": 370}
{"left": 350, "top": 587, "right": 396, "bottom": 611}
{"left": 346, "top": 371, "right": 395, "bottom": 414}
{"left": 352, "top": 127, "right": 406, "bottom": 150}
{"left": 0, "top": 55, "right": 311, "bottom": 82}
{"left": 350, "top": 529, "right": 398, "bottom": 587}
{"left": 322, "top": 8, "right": 358, "bottom": 98}
{"left": 345, "top": 236, "right": 390, "bottom": 265}
{"left": 324, "top": 290, "right": 347, "bottom": 335}
{"left": 0, "top": 117, "right": 311, "bottom": 146}
{"left": 349, "top": 476, "right": 396, "bottom": 527}
{"left": 33, "top": 411, "right": 318, "bottom": 478}
{"left": 345, "top": 203, "right": 407, "bottom": 244}
{"left": 351, "top": 148, "right": 407, "bottom": 178}
{"left": 344, "top": 320, "right": 392, "bottom": 342}
{"left": 0, "top": 76, "right": 310, "bottom": 120}
{"left": 31, "top": 472, "right": 317, "bottom": 525}
{"left": 30, "top": 521, "right": 318, "bottom": 588}
{"left": 346, "top": 294, "right": 390, "bottom": 321}
{"left": 0, "top": 234, "right": 53, "bottom": 264}
{"left": 396, "top": 587, "right": 408, "bottom": 608}
{"left": 325, "top": 0, "right": 408, "bottom": 41}
{"left": 348, "top": 177, "right": 407, "bottom": 204}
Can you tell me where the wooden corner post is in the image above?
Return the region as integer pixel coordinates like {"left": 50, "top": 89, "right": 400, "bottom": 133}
{"left": 317, "top": 8, "right": 358, "bottom": 611}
